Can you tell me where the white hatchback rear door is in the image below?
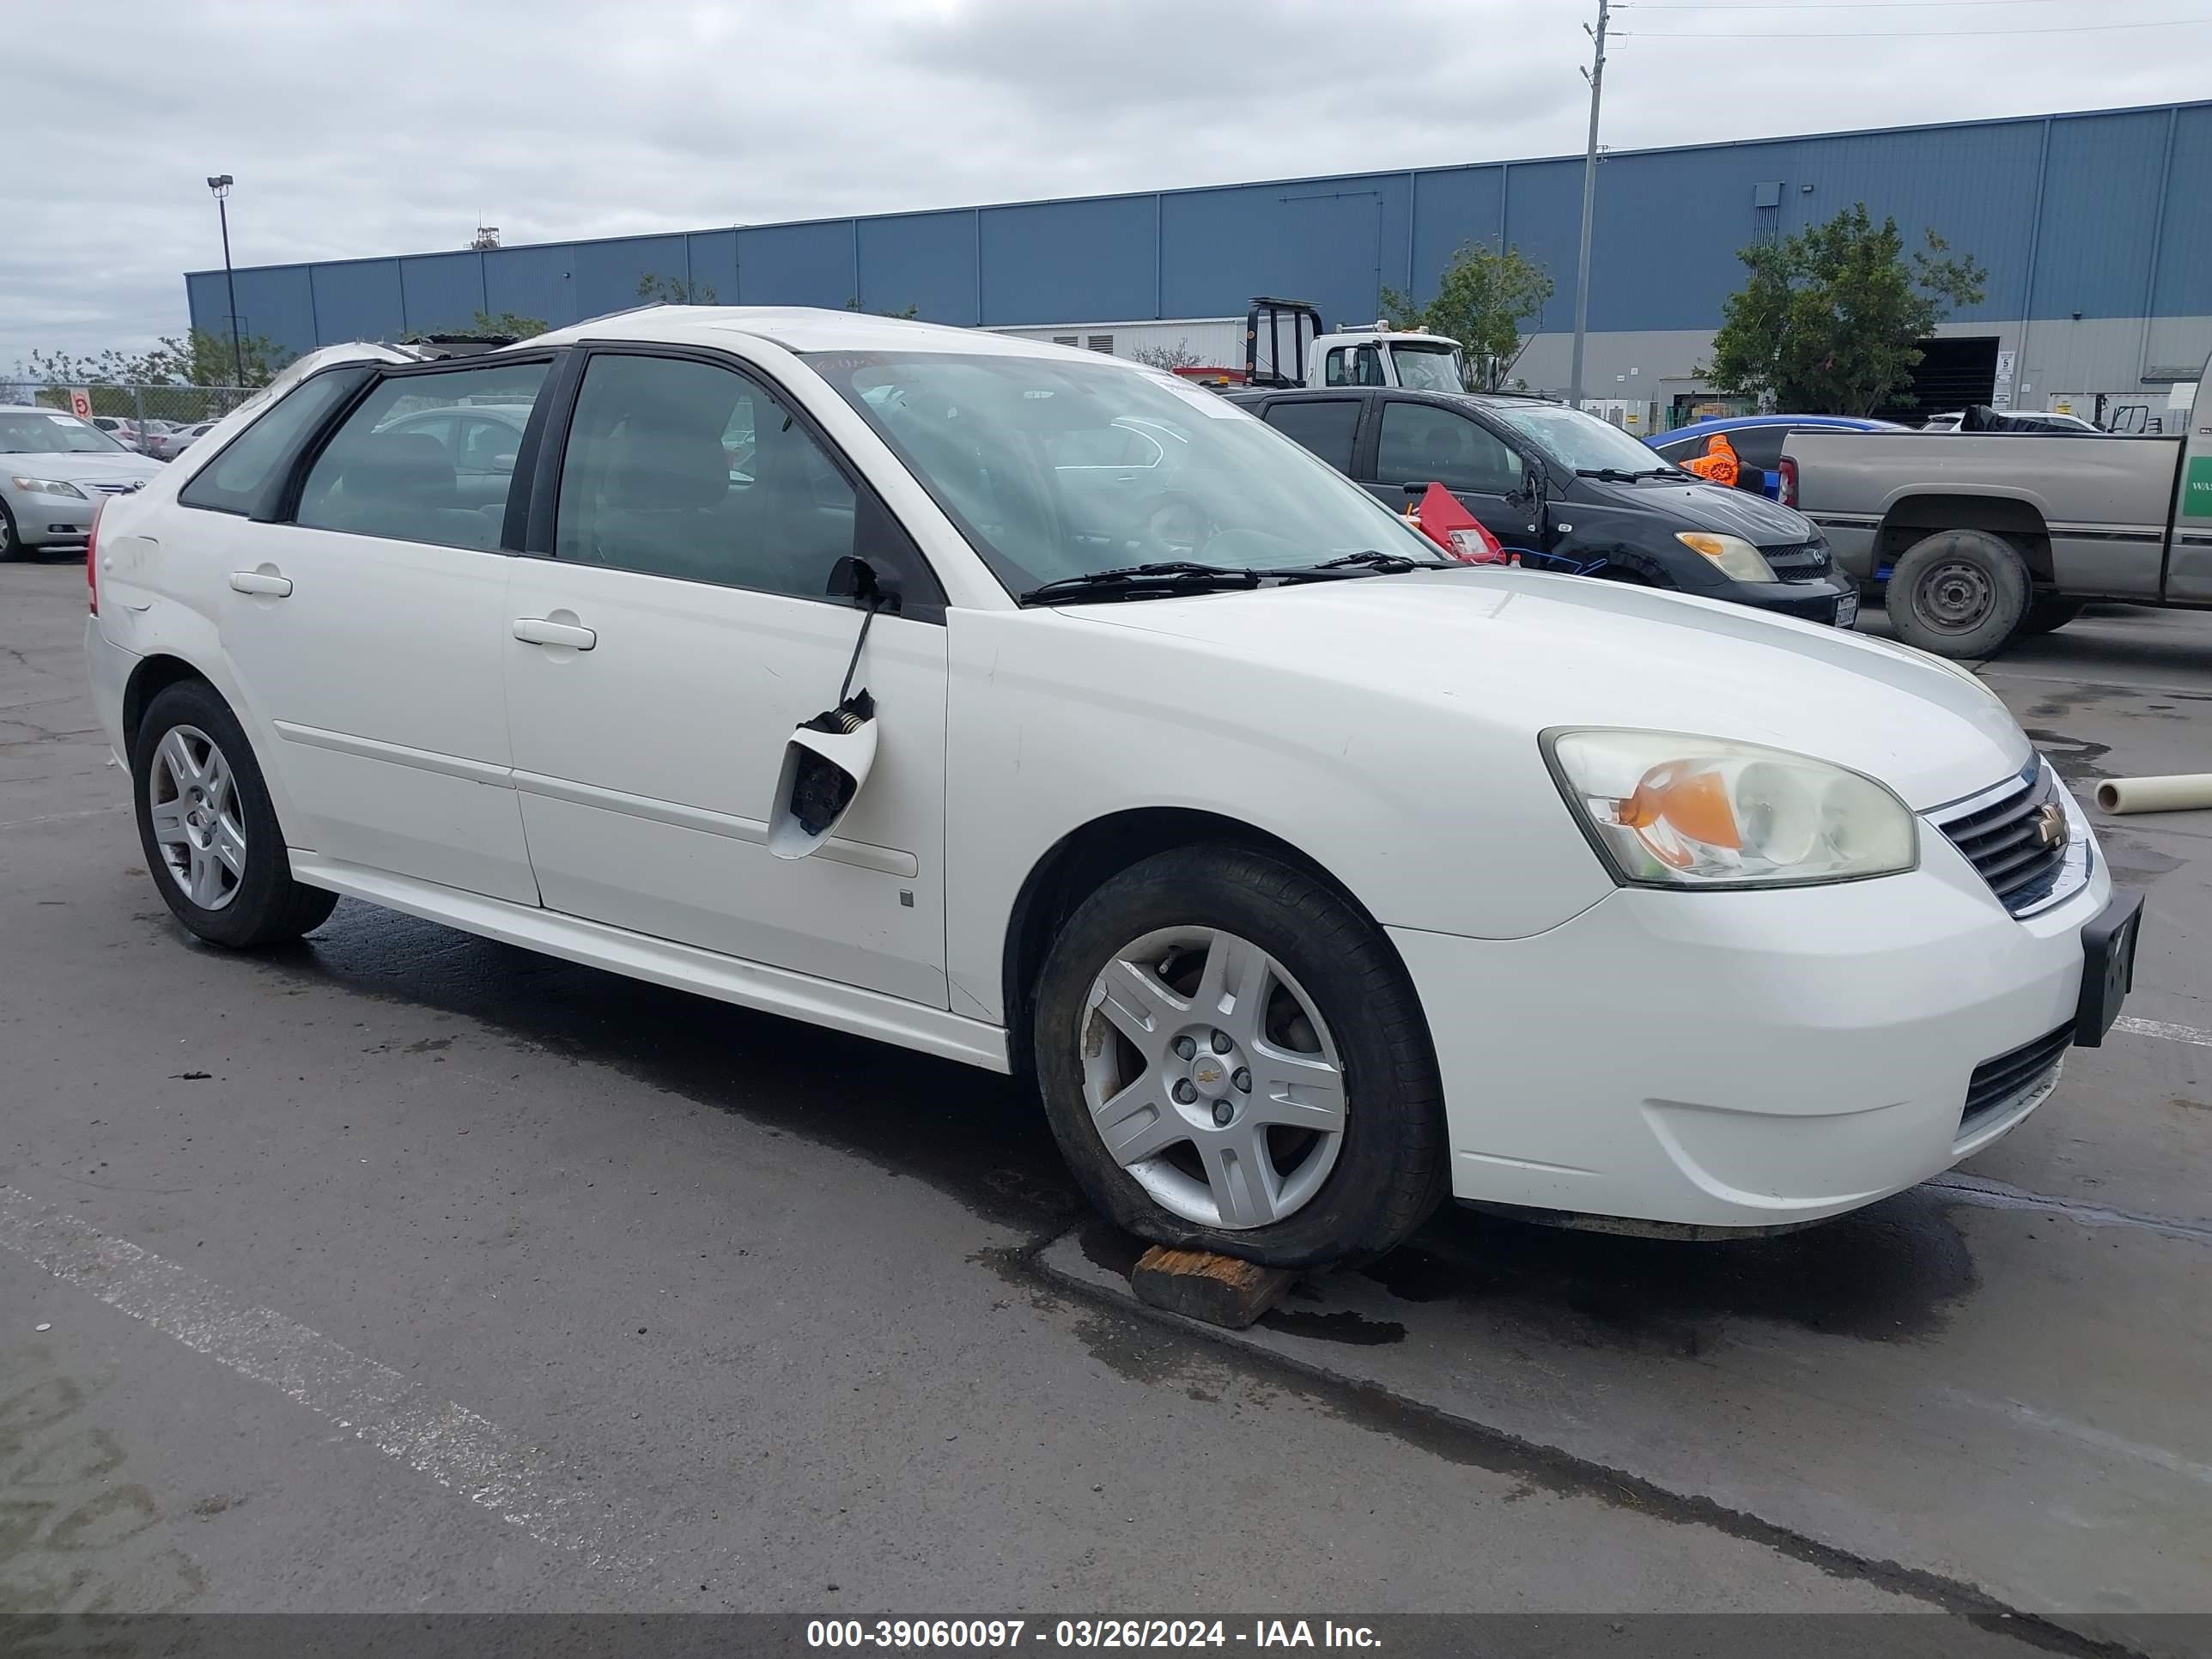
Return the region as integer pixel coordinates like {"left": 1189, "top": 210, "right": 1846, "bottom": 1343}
{"left": 207, "top": 356, "right": 554, "bottom": 902}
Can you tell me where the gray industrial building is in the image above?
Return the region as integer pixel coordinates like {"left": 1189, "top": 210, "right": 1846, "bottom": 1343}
{"left": 188, "top": 99, "right": 2210, "bottom": 432}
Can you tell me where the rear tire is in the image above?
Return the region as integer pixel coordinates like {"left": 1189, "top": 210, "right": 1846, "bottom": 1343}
{"left": 1887, "top": 529, "right": 2031, "bottom": 659}
{"left": 131, "top": 680, "right": 339, "bottom": 949}
{"left": 2015, "top": 594, "right": 2085, "bottom": 637}
{"left": 1031, "top": 844, "right": 1447, "bottom": 1269}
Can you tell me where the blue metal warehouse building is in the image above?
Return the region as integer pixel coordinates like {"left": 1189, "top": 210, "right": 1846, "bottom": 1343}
{"left": 189, "top": 100, "right": 2210, "bottom": 428}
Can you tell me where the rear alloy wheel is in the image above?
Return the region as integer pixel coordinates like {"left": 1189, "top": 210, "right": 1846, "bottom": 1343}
{"left": 131, "top": 680, "right": 339, "bottom": 948}
{"left": 147, "top": 724, "right": 248, "bottom": 911}
{"left": 1033, "top": 844, "right": 1447, "bottom": 1268}
{"left": 1887, "top": 528, "right": 2031, "bottom": 659}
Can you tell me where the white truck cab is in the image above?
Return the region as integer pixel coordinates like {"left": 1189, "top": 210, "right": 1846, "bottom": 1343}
{"left": 1244, "top": 296, "right": 1471, "bottom": 393}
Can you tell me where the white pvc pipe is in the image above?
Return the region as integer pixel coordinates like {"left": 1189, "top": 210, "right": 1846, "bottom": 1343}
{"left": 2094, "top": 774, "right": 2212, "bottom": 815}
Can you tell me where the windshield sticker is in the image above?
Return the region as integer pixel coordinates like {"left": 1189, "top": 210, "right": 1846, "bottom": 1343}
{"left": 47, "top": 414, "right": 82, "bottom": 425}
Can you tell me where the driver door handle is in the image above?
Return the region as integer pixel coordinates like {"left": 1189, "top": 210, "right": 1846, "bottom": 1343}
{"left": 228, "top": 570, "right": 292, "bottom": 597}
{"left": 513, "top": 617, "right": 597, "bottom": 650}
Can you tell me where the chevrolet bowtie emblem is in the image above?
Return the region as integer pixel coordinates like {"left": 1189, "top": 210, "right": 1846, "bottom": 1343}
{"left": 2033, "top": 802, "right": 2069, "bottom": 850}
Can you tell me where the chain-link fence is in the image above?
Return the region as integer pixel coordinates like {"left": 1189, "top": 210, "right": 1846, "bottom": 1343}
{"left": 2, "top": 381, "right": 262, "bottom": 459}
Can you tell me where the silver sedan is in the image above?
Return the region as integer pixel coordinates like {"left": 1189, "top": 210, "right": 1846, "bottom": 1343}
{"left": 0, "top": 405, "right": 162, "bottom": 559}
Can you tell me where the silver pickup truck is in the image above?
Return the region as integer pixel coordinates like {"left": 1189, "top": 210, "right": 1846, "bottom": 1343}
{"left": 1787, "top": 353, "right": 2212, "bottom": 656}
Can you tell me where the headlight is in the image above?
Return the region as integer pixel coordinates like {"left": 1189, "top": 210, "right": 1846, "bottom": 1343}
{"left": 9, "top": 476, "right": 87, "bottom": 498}
{"left": 1544, "top": 729, "right": 1917, "bottom": 888}
{"left": 1675, "top": 532, "right": 1775, "bottom": 582}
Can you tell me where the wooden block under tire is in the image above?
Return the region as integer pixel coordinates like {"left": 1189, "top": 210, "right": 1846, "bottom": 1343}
{"left": 1129, "top": 1245, "right": 1296, "bottom": 1329}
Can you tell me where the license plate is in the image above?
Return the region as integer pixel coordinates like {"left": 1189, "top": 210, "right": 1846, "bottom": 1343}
{"left": 2073, "top": 891, "right": 2143, "bottom": 1047}
{"left": 1833, "top": 592, "right": 1860, "bottom": 629}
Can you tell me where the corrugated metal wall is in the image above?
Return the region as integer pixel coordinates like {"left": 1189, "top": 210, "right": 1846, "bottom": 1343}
{"left": 188, "top": 101, "right": 2212, "bottom": 370}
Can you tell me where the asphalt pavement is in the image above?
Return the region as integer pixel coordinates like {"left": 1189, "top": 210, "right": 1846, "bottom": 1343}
{"left": 3, "top": 560, "right": 2209, "bottom": 1650}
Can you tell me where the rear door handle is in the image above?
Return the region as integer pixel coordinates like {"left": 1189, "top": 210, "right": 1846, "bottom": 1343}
{"left": 228, "top": 570, "right": 292, "bottom": 597}
{"left": 513, "top": 617, "right": 597, "bottom": 650}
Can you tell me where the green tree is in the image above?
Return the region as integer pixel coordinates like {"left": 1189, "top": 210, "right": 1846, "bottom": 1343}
{"left": 638, "top": 272, "right": 719, "bottom": 305}
{"left": 1701, "top": 204, "right": 1985, "bottom": 414}
{"left": 1381, "top": 241, "right": 1554, "bottom": 391}
{"left": 17, "top": 327, "right": 292, "bottom": 389}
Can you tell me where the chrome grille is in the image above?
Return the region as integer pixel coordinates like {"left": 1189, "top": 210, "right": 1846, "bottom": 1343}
{"left": 82, "top": 481, "right": 143, "bottom": 496}
{"left": 1927, "top": 759, "right": 2079, "bottom": 916}
{"left": 1960, "top": 1023, "right": 2069, "bottom": 1140}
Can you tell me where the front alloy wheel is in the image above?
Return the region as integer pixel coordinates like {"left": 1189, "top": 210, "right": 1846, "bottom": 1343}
{"left": 1082, "top": 927, "right": 1346, "bottom": 1230}
{"left": 1031, "top": 843, "right": 1448, "bottom": 1268}
{"left": 147, "top": 724, "right": 247, "bottom": 910}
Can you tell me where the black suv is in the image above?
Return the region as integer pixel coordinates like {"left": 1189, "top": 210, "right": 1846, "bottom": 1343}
{"left": 1230, "top": 386, "right": 1860, "bottom": 627}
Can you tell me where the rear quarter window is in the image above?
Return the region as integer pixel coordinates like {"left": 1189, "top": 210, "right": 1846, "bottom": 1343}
{"left": 178, "top": 373, "right": 366, "bottom": 517}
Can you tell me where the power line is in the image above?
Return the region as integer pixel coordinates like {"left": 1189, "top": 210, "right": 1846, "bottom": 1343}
{"left": 1618, "top": 15, "right": 2212, "bottom": 36}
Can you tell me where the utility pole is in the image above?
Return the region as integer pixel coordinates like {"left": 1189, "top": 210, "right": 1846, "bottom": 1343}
{"left": 1568, "top": 0, "right": 1608, "bottom": 410}
{"left": 207, "top": 175, "right": 244, "bottom": 386}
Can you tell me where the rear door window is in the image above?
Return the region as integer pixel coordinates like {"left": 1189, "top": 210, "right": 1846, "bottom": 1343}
{"left": 1728, "top": 427, "right": 1790, "bottom": 471}
{"left": 295, "top": 360, "right": 549, "bottom": 549}
{"left": 1261, "top": 398, "right": 1363, "bottom": 474}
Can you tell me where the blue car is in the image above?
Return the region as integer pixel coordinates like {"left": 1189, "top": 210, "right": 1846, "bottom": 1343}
{"left": 1649, "top": 414, "right": 1905, "bottom": 502}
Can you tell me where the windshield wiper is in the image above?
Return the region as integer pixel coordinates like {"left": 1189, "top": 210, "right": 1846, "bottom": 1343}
{"left": 1018, "top": 562, "right": 1265, "bottom": 605}
{"left": 1277, "top": 549, "right": 1459, "bottom": 580}
{"left": 1018, "top": 551, "right": 1456, "bottom": 605}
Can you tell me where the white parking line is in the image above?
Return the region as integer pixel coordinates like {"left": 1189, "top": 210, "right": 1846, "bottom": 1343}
{"left": 0, "top": 1186, "right": 658, "bottom": 1578}
{"left": 2117, "top": 1015, "right": 2212, "bottom": 1049}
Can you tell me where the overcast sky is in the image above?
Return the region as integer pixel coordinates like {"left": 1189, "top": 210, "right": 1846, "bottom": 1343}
{"left": 10, "top": 0, "right": 2209, "bottom": 366}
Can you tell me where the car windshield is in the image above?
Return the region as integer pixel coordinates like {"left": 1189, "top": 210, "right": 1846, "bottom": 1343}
{"left": 1486, "top": 402, "right": 1671, "bottom": 473}
{"left": 1389, "top": 343, "right": 1468, "bottom": 393}
{"left": 809, "top": 350, "right": 1435, "bottom": 591}
{"left": 0, "top": 412, "right": 131, "bottom": 455}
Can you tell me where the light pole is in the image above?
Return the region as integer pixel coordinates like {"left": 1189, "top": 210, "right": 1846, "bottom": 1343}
{"left": 206, "top": 175, "right": 243, "bottom": 386}
{"left": 1567, "top": 0, "right": 1608, "bottom": 410}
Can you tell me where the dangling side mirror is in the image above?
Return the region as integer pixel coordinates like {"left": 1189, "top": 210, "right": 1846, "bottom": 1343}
{"left": 767, "top": 690, "right": 880, "bottom": 859}
{"left": 766, "top": 557, "right": 891, "bottom": 860}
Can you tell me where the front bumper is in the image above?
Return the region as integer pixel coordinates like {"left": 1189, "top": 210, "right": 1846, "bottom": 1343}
{"left": 1699, "top": 569, "right": 1860, "bottom": 626}
{"left": 1393, "top": 785, "right": 2115, "bottom": 1230}
{"left": 10, "top": 489, "right": 97, "bottom": 549}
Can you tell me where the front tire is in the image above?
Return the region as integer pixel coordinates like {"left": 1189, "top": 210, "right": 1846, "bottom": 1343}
{"left": 131, "top": 680, "right": 338, "bottom": 948}
{"left": 0, "top": 500, "right": 24, "bottom": 563}
{"left": 1031, "top": 845, "right": 1447, "bottom": 1269}
{"left": 1887, "top": 529, "right": 2031, "bottom": 658}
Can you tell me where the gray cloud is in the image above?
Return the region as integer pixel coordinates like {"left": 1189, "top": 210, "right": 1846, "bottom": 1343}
{"left": 8, "top": 0, "right": 2204, "bottom": 365}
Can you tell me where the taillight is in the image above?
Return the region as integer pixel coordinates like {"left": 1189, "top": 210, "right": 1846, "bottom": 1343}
{"left": 86, "top": 501, "right": 101, "bottom": 614}
{"left": 1778, "top": 457, "right": 1799, "bottom": 508}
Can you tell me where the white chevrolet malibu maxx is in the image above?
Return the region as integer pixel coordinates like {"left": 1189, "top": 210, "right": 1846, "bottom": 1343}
{"left": 83, "top": 309, "right": 2141, "bottom": 1267}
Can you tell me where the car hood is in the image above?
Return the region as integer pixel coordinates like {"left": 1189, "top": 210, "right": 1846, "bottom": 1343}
{"left": 1587, "top": 475, "right": 1815, "bottom": 543}
{"left": 3, "top": 452, "right": 162, "bottom": 485}
{"left": 1067, "top": 571, "right": 2027, "bottom": 811}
